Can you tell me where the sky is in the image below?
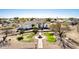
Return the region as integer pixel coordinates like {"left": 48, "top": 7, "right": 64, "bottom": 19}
{"left": 0, "top": 9, "right": 79, "bottom": 18}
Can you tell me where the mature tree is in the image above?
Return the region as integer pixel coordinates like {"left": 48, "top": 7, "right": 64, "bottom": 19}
{"left": 54, "top": 19, "right": 57, "bottom": 21}
{"left": 69, "top": 18, "right": 78, "bottom": 25}
{"left": 50, "top": 22, "right": 70, "bottom": 48}
{"left": 25, "top": 18, "right": 29, "bottom": 21}
{"left": 31, "top": 24, "right": 35, "bottom": 28}
{"left": 38, "top": 23, "right": 41, "bottom": 29}
{"left": 60, "top": 18, "right": 63, "bottom": 20}
{"left": 62, "top": 21, "right": 71, "bottom": 31}
{"left": 14, "top": 17, "right": 19, "bottom": 23}
{"left": 2, "top": 27, "right": 13, "bottom": 41}
{"left": 14, "top": 17, "right": 19, "bottom": 20}
{"left": 19, "top": 29, "right": 24, "bottom": 36}
{"left": 0, "top": 18, "right": 4, "bottom": 26}
{"left": 69, "top": 18, "right": 74, "bottom": 21}
{"left": 30, "top": 18, "right": 35, "bottom": 21}
{"left": 33, "top": 27, "right": 38, "bottom": 34}
{"left": 19, "top": 18, "right": 26, "bottom": 23}
{"left": 3, "top": 27, "right": 13, "bottom": 36}
{"left": 0, "top": 18, "right": 2, "bottom": 23}
{"left": 77, "top": 22, "right": 79, "bottom": 32}
{"left": 46, "top": 18, "right": 52, "bottom": 22}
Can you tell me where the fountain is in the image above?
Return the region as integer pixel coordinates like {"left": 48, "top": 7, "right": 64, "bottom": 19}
{"left": 38, "top": 35, "right": 42, "bottom": 38}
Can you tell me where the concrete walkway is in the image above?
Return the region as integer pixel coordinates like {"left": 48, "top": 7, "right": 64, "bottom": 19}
{"left": 35, "top": 32, "right": 45, "bottom": 49}
{"left": 37, "top": 38, "right": 43, "bottom": 48}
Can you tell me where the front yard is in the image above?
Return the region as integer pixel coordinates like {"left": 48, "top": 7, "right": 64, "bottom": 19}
{"left": 22, "top": 32, "right": 35, "bottom": 42}
{"left": 0, "top": 32, "right": 37, "bottom": 49}
{"left": 17, "top": 32, "right": 35, "bottom": 42}
{"left": 43, "top": 32, "right": 60, "bottom": 49}
{"left": 44, "top": 32, "right": 56, "bottom": 42}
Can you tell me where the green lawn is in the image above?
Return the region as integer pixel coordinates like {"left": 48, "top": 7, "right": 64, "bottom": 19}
{"left": 44, "top": 32, "right": 56, "bottom": 42}
{"left": 17, "top": 32, "right": 35, "bottom": 42}
{"left": 23, "top": 32, "right": 35, "bottom": 42}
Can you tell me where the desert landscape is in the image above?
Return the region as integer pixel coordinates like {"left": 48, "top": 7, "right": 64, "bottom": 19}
{"left": 0, "top": 17, "right": 79, "bottom": 49}
{"left": 0, "top": 9, "right": 79, "bottom": 49}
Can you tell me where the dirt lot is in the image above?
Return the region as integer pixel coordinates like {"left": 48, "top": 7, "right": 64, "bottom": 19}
{"left": 0, "top": 33, "right": 37, "bottom": 49}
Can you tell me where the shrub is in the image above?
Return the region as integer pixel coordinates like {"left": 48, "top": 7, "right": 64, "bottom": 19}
{"left": 32, "top": 24, "right": 35, "bottom": 28}
{"left": 20, "top": 30, "right": 24, "bottom": 35}
{"left": 17, "top": 36, "right": 23, "bottom": 41}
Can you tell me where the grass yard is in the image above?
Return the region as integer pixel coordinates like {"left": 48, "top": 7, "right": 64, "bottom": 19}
{"left": 23, "top": 32, "right": 35, "bottom": 42}
{"left": 44, "top": 32, "right": 56, "bottom": 42}
{"left": 17, "top": 32, "right": 35, "bottom": 42}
